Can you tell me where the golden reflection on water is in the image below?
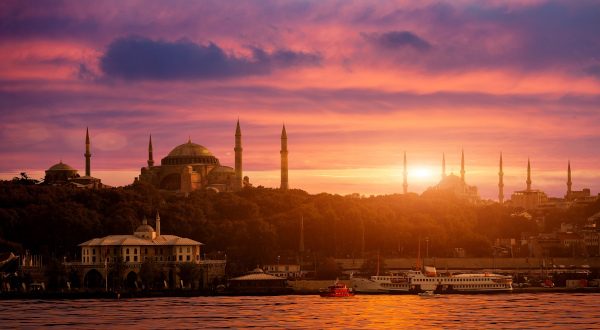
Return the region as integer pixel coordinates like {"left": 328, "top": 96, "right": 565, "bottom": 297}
{"left": 2, "top": 293, "right": 599, "bottom": 329}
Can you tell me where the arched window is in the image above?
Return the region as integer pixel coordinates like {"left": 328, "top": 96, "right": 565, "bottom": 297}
{"left": 134, "top": 248, "right": 137, "bottom": 254}
{"left": 126, "top": 248, "right": 130, "bottom": 254}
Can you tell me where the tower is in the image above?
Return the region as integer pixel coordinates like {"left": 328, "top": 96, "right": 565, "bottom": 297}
{"left": 85, "top": 127, "right": 91, "bottom": 177}
{"left": 526, "top": 158, "right": 532, "bottom": 191}
{"left": 147, "top": 135, "right": 154, "bottom": 167}
{"left": 280, "top": 124, "right": 289, "bottom": 190}
{"left": 442, "top": 152, "right": 446, "bottom": 179}
{"left": 234, "top": 120, "right": 243, "bottom": 190}
{"left": 498, "top": 152, "right": 504, "bottom": 204}
{"left": 402, "top": 151, "right": 408, "bottom": 194}
{"left": 567, "top": 160, "right": 572, "bottom": 197}
{"left": 460, "top": 149, "right": 465, "bottom": 183}
{"left": 299, "top": 216, "right": 304, "bottom": 253}
{"left": 155, "top": 211, "right": 161, "bottom": 236}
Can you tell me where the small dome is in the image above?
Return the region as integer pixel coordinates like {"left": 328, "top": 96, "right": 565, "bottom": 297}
{"left": 210, "top": 166, "right": 234, "bottom": 174}
{"left": 168, "top": 141, "right": 213, "bottom": 157}
{"left": 48, "top": 162, "right": 76, "bottom": 171}
{"left": 135, "top": 224, "right": 155, "bottom": 233}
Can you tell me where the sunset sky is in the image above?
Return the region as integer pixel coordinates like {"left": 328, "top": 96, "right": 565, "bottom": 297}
{"left": 1, "top": 0, "right": 599, "bottom": 199}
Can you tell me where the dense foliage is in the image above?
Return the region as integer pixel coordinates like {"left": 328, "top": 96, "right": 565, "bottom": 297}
{"left": 1, "top": 180, "right": 599, "bottom": 272}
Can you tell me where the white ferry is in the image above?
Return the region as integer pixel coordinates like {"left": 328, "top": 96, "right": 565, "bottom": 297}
{"left": 352, "top": 266, "right": 513, "bottom": 294}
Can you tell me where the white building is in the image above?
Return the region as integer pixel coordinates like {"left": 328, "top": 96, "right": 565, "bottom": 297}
{"left": 70, "top": 213, "right": 225, "bottom": 289}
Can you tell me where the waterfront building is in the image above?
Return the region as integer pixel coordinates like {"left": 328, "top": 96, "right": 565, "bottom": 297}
{"left": 69, "top": 212, "right": 225, "bottom": 289}
{"left": 228, "top": 268, "right": 290, "bottom": 294}
{"left": 264, "top": 264, "right": 302, "bottom": 279}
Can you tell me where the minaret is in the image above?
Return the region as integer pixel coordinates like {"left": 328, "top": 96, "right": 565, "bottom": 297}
{"left": 460, "top": 149, "right": 465, "bottom": 183}
{"left": 280, "top": 124, "right": 289, "bottom": 190}
{"left": 85, "top": 127, "right": 91, "bottom": 177}
{"left": 234, "top": 120, "right": 243, "bottom": 190}
{"left": 155, "top": 211, "right": 161, "bottom": 236}
{"left": 526, "top": 158, "right": 532, "bottom": 191}
{"left": 147, "top": 135, "right": 154, "bottom": 167}
{"left": 402, "top": 151, "right": 408, "bottom": 194}
{"left": 567, "top": 160, "right": 572, "bottom": 198}
{"left": 498, "top": 152, "right": 504, "bottom": 204}
{"left": 299, "top": 216, "right": 304, "bottom": 253}
{"left": 442, "top": 152, "right": 446, "bottom": 179}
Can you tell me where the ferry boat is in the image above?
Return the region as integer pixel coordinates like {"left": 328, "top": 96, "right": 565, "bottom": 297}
{"left": 352, "top": 266, "right": 513, "bottom": 294}
{"left": 320, "top": 281, "right": 354, "bottom": 297}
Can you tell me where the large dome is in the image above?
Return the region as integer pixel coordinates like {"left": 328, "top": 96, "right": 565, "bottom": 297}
{"left": 161, "top": 140, "right": 220, "bottom": 166}
{"left": 167, "top": 140, "right": 213, "bottom": 157}
{"left": 47, "top": 162, "right": 76, "bottom": 171}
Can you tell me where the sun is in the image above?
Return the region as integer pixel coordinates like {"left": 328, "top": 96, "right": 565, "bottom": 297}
{"left": 411, "top": 166, "right": 434, "bottom": 181}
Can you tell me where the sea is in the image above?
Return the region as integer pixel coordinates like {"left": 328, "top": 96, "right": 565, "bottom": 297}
{"left": 2, "top": 293, "right": 598, "bottom": 329}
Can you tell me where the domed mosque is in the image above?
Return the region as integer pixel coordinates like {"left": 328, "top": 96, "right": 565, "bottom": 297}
{"left": 425, "top": 150, "right": 480, "bottom": 204}
{"left": 138, "top": 120, "right": 256, "bottom": 193}
{"left": 44, "top": 128, "right": 104, "bottom": 188}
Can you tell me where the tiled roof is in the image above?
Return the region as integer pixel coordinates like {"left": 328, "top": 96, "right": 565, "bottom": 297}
{"left": 78, "top": 234, "right": 202, "bottom": 246}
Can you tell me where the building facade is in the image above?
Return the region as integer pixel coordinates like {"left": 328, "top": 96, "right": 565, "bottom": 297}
{"left": 70, "top": 213, "right": 225, "bottom": 289}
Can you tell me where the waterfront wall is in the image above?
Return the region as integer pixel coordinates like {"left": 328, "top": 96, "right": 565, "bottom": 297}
{"left": 335, "top": 257, "right": 600, "bottom": 272}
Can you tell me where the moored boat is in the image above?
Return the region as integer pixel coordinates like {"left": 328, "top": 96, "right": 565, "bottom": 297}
{"left": 352, "top": 266, "right": 513, "bottom": 294}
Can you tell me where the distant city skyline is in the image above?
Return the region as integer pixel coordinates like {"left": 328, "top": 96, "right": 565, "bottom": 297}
{"left": 1, "top": 0, "right": 599, "bottom": 199}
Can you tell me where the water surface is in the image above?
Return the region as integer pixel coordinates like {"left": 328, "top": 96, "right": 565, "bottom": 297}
{"left": 2, "top": 293, "right": 597, "bottom": 329}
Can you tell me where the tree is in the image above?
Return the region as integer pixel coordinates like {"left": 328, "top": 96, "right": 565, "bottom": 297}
{"left": 44, "top": 258, "right": 67, "bottom": 290}
{"left": 316, "top": 257, "right": 341, "bottom": 280}
{"left": 109, "top": 257, "right": 126, "bottom": 290}
{"left": 178, "top": 263, "right": 200, "bottom": 289}
{"left": 360, "top": 254, "right": 387, "bottom": 276}
{"left": 139, "top": 259, "right": 163, "bottom": 290}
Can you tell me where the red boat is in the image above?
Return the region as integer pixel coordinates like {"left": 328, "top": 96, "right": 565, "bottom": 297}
{"left": 320, "top": 282, "right": 354, "bottom": 297}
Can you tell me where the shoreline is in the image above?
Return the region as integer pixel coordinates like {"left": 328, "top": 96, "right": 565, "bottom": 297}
{"left": 1, "top": 286, "right": 599, "bottom": 300}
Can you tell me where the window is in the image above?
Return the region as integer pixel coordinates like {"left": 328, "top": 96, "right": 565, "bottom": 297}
{"left": 179, "top": 255, "right": 182, "bottom": 261}
{"left": 134, "top": 256, "right": 138, "bottom": 262}
{"left": 126, "top": 256, "right": 130, "bottom": 262}
{"left": 126, "top": 248, "right": 130, "bottom": 254}
{"left": 92, "top": 248, "right": 96, "bottom": 255}
{"left": 92, "top": 256, "right": 96, "bottom": 263}
{"left": 186, "top": 255, "right": 190, "bottom": 261}
{"left": 134, "top": 248, "right": 137, "bottom": 254}
{"left": 187, "top": 247, "right": 190, "bottom": 253}
{"left": 145, "top": 248, "right": 148, "bottom": 254}
{"left": 179, "top": 247, "right": 182, "bottom": 253}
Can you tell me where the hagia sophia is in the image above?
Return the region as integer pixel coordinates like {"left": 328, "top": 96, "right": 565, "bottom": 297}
{"left": 41, "top": 121, "right": 594, "bottom": 210}
{"left": 43, "top": 121, "right": 290, "bottom": 193}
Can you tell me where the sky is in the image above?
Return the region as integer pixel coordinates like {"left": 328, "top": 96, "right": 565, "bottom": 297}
{"left": 1, "top": 0, "right": 600, "bottom": 199}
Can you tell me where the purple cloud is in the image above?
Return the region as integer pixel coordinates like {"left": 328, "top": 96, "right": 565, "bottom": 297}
{"left": 99, "top": 36, "right": 320, "bottom": 80}
{"left": 362, "top": 31, "right": 431, "bottom": 51}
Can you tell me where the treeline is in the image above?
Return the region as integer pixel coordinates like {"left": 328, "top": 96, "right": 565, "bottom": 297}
{"left": 1, "top": 180, "right": 599, "bottom": 271}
